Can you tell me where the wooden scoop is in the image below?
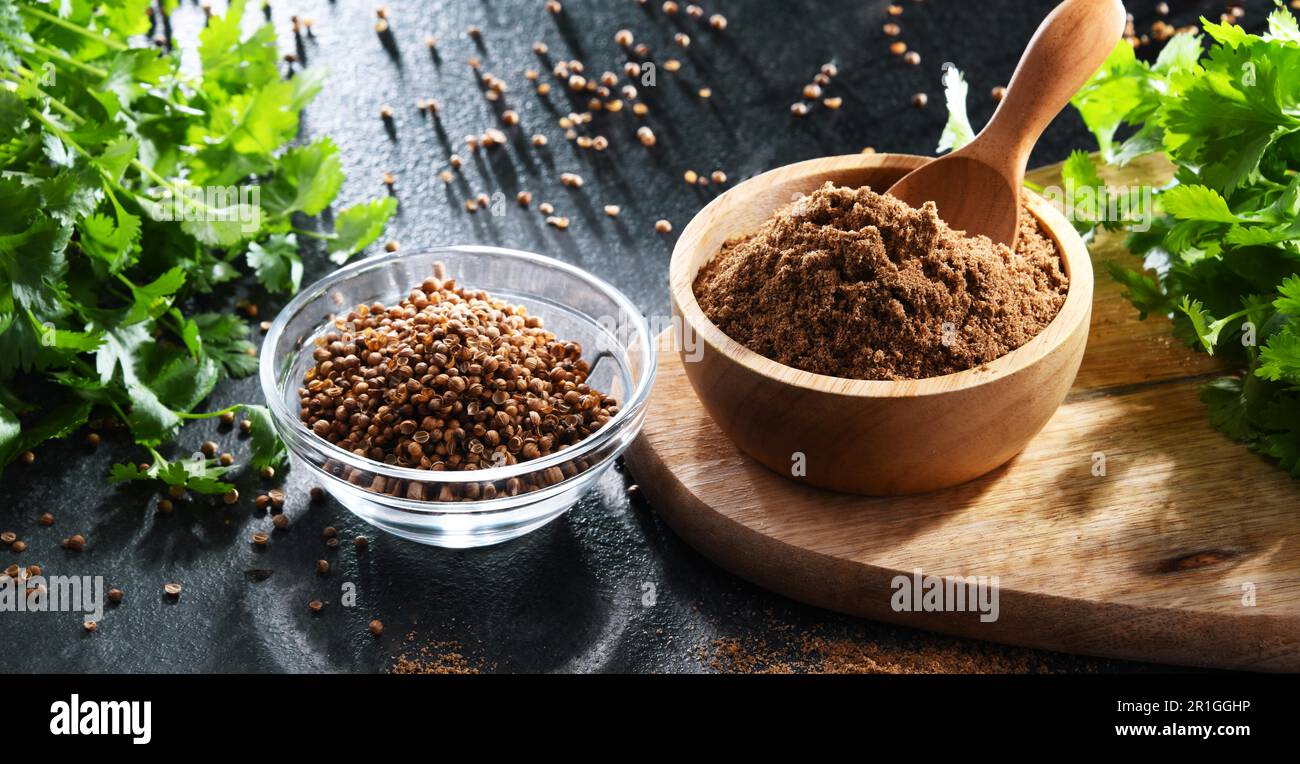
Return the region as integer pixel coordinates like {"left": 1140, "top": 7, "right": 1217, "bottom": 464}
{"left": 887, "top": 0, "right": 1127, "bottom": 247}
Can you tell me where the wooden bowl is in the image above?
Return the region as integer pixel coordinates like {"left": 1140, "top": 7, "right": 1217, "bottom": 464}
{"left": 669, "top": 153, "right": 1093, "bottom": 495}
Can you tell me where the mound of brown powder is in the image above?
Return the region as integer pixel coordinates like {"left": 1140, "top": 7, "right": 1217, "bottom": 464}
{"left": 693, "top": 183, "right": 1068, "bottom": 381}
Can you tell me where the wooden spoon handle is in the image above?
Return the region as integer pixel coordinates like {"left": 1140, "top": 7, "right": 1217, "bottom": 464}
{"left": 967, "top": 0, "right": 1127, "bottom": 168}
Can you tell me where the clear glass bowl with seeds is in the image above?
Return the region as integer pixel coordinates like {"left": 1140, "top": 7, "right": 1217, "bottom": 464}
{"left": 260, "top": 246, "right": 655, "bottom": 547}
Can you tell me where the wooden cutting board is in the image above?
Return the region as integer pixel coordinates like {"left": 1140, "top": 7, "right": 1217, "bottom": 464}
{"left": 624, "top": 155, "right": 1300, "bottom": 672}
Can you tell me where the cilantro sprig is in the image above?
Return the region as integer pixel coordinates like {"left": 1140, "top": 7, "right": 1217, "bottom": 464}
{"left": 0, "top": 0, "right": 394, "bottom": 480}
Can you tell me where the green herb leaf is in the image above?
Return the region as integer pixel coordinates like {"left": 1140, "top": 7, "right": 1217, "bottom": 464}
{"left": 329, "top": 196, "right": 398, "bottom": 264}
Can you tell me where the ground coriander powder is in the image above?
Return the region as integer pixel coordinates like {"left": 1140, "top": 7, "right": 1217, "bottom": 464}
{"left": 693, "top": 183, "right": 1069, "bottom": 381}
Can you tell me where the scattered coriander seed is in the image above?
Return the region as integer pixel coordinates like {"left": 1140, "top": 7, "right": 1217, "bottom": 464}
{"left": 11, "top": 540, "right": 25, "bottom": 553}
{"left": 368, "top": 619, "right": 385, "bottom": 636}
{"left": 592, "top": 135, "right": 609, "bottom": 151}
{"left": 84, "top": 620, "right": 97, "bottom": 633}
{"left": 476, "top": 192, "right": 491, "bottom": 208}
{"left": 316, "top": 559, "right": 330, "bottom": 574}
{"left": 379, "top": 104, "right": 394, "bottom": 120}
{"left": 790, "top": 102, "right": 810, "bottom": 117}
{"left": 911, "top": 92, "right": 928, "bottom": 107}
{"left": 883, "top": 22, "right": 900, "bottom": 36}
{"left": 26, "top": 564, "right": 41, "bottom": 577}
{"left": 531, "top": 133, "right": 548, "bottom": 147}
{"left": 709, "top": 13, "right": 727, "bottom": 30}
{"left": 674, "top": 32, "right": 691, "bottom": 48}
{"left": 502, "top": 110, "right": 520, "bottom": 126}
{"left": 255, "top": 494, "right": 271, "bottom": 510}
{"left": 64, "top": 534, "right": 86, "bottom": 552}
{"left": 374, "top": 20, "right": 388, "bottom": 34}
{"left": 467, "top": 55, "right": 481, "bottom": 69}
{"left": 627, "top": 483, "right": 640, "bottom": 497}
{"left": 545, "top": 0, "right": 562, "bottom": 13}
{"left": 385, "top": 240, "right": 400, "bottom": 253}
{"left": 687, "top": 4, "right": 703, "bottom": 18}
{"left": 1156, "top": 2, "right": 1169, "bottom": 14}
{"left": 355, "top": 535, "right": 369, "bottom": 549}
{"left": 157, "top": 498, "right": 174, "bottom": 514}
{"left": 903, "top": 51, "right": 921, "bottom": 65}
{"left": 634, "top": 43, "right": 650, "bottom": 56}
{"left": 259, "top": 321, "right": 271, "bottom": 333}
{"left": 164, "top": 583, "right": 182, "bottom": 598}
{"left": 108, "top": 587, "right": 123, "bottom": 603}
{"left": 376, "top": 6, "right": 390, "bottom": 20}
{"left": 803, "top": 83, "right": 822, "bottom": 100}
{"left": 168, "top": 484, "right": 186, "bottom": 500}
{"left": 517, "top": 190, "right": 534, "bottom": 206}
{"left": 467, "top": 24, "right": 481, "bottom": 38}
{"left": 814, "top": 72, "right": 831, "bottom": 87}
{"left": 614, "top": 29, "right": 633, "bottom": 47}
{"left": 683, "top": 169, "right": 699, "bottom": 185}
{"left": 449, "top": 154, "right": 463, "bottom": 169}
{"left": 577, "top": 135, "right": 593, "bottom": 149}
{"left": 697, "top": 87, "right": 712, "bottom": 99}
{"left": 622, "top": 84, "right": 638, "bottom": 100}
{"left": 3, "top": 563, "right": 17, "bottom": 577}
{"left": 86, "top": 432, "right": 100, "bottom": 448}
{"left": 560, "top": 172, "right": 585, "bottom": 188}
{"left": 546, "top": 215, "right": 571, "bottom": 230}
{"left": 39, "top": 512, "right": 55, "bottom": 526}
{"left": 823, "top": 96, "right": 843, "bottom": 110}
{"left": 655, "top": 219, "right": 672, "bottom": 233}
{"left": 663, "top": 58, "right": 681, "bottom": 73}
{"left": 662, "top": 1, "right": 679, "bottom": 14}
{"left": 310, "top": 486, "right": 326, "bottom": 503}
{"left": 269, "top": 489, "right": 285, "bottom": 510}
{"left": 308, "top": 599, "right": 325, "bottom": 613}
{"left": 323, "top": 526, "right": 337, "bottom": 539}
{"left": 604, "top": 205, "right": 621, "bottom": 217}
{"left": 382, "top": 172, "right": 396, "bottom": 188}
{"left": 326, "top": 537, "right": 340, "bottom": 549}
{"left": 889, "top": 41, "right": 907, "bottom": 55}
{"left": 240, "top": 418, "right": 252, "bottom": 434}
{"left": 624, "top": 62, "right": 641, "bottom": 78}
{"left": 272, "top": 514, "right": 290, "bottom": 530}
{"left": 251, "top": 531, "right": 269, "bottom": 546}
{"left": 20, "top": 451, "right": 35, "bottom": 465}
{"left": 439, "top": 170, "right": 454, "bottom": 184}
{"left": 220, "top": 411, "right": 235, "bottom": 425}
{"left": 711, "top": 170, "right": 727, "bottom": 184}
{"left": 992, "top": 85, "right": 1007, "bottom": 102}
{"left": 424, "top": 34, "right": 437, "bottom": 48}
{"left": 821, "top": 63, "right": 839, "bottom": 77}
{"left": 888, "top": 4, "right": 903, "bottom": 15}
{"left": 532, "top": 41, "right": 548, "bottom": 54}
{"left": 260, "top": 465, "right": 275, "bottom": 479}
{"left": 201, "top": 440, "right": 218, "bottom": 457}
{"left": 223, "top": 489, "right": 240, "bottom": 505}
{"left": 539, "top": 201, "right": 555, "bottom": 215}
{"left": 633, "top": 103, "right": 649, "bottom": 116}
{"left": 636, "top": 126, "right": 657, "bottom": 146}
{"left": 0, "top": 531, "right": 14, "bottom": 545}
{"left": 606, "top": 98, "right": 624, "bottom": 113}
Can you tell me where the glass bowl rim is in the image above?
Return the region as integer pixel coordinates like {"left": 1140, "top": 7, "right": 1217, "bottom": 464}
{"left": 258, "top": 244, "right": 657, "bottom": 485}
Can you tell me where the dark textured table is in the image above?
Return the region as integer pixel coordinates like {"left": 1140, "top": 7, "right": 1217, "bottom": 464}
{"left": 1, "top": 0, "right": 1266, "bottom": 673}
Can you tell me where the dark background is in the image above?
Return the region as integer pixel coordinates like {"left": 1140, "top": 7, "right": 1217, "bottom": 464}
{"left": 0, "top": 0, "right": 1273, "bottom": 673}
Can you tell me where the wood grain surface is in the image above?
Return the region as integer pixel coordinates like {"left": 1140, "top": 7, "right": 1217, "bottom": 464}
{"left": 625, "top": 156, "right": 1300, "bottom": 672}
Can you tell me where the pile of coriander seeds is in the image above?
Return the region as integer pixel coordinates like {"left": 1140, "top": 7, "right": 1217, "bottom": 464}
{"left": 298, "top": 264, "right": 619, "bottom": 502}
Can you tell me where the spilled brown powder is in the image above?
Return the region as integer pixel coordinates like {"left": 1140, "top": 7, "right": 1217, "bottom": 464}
{"left": 693, "top": 183, "right": 1068, "bottom": 381}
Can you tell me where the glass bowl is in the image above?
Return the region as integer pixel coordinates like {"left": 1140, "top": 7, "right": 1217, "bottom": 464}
{"left": 259, "top": 246, "right": 656, "bottom": 548}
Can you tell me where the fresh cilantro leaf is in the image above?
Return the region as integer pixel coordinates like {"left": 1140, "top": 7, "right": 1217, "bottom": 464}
{"left": 246, "top": 234, "right": 303, "bottom": 294}
{"left": 329, "top": 196, "right": 398, "bottom": 264}
{"left": 261, "top": 137, "right": 345, "bottom": 218}
{"left": 241, "top": 403, "right": 286, "bottom": 471}
{"left": 936, "top": 64, "right": 974, "bottom": 155}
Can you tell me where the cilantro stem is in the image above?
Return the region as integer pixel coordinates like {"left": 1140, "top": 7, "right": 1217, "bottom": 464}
{"left": 16, "top": 4, "right": 129, "bottom": 52}
{"left": 2, "top": 34, "right": 109, "bottom": 78}
{"left": 291, "top": 227, "right": 337, "bottom": 241}
{"left": 177, "top": 405, "right": 242, "bottom": 421}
